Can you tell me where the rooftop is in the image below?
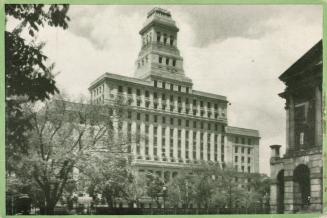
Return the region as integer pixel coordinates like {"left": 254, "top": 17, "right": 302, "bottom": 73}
{"left": 89, "top": 72, "right": 227, "bottom": 101}
{"left": 225, "top": 126, "right": 260, "bottom": 138}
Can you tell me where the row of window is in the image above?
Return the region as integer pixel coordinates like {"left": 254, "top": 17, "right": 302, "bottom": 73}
{"left": 91, "top": 84, "right": 104, "bottom": 97}
{"left": 156, "top": 32, "right": 175, "bottom": 46}
{"left": 234, "top": 146, "right": 253, "bottom": 154}
{"left": 234, "top": 137, "right": 255, "bottom": 145}
{"left": 234, "top": 156, "right": 251, "bottom": 163}
{"left": 141, "top": 31, "right": 175, "bottom": 47}
{"left": 120, "top": 85, "right": 222, "bottom": 110}
{"left": 131, "top": 111, "right": 224, "bottom": 131}
{"left": 132, "top": 122, "right": 225, "bottom": 162}
{"left": 153, "top": 80, "right": 190, "bottom": 93}
{"left": 235, "top": 165, "right": 252, "bottom": 173}
{"left": 158, "top": 55, "right": 177, "bottom": 66}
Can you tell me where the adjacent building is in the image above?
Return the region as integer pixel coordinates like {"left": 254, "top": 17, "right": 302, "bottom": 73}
{"left": 269, "top": 40, "right": 322, "bottom": 213}
{"left": 89, "top": 8, "right": 260, "bottom": 181}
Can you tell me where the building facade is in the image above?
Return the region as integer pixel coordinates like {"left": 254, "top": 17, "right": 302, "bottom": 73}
{"left": 89, "top": 8, "right": 260, "bottom": 181}
{"left": 269, "top": 40, "right": 322, "bottom": 213}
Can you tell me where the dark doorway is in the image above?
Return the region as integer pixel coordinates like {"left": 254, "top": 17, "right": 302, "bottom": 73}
{"left": 277, "top": 170, "right": 284, "bottom": 213}
{"left": 293, "top": 164, "right": 310, "bottom": 211}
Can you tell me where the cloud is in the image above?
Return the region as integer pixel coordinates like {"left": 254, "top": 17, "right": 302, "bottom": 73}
{"left": 33, "top": 5, "right": 322, "bottom": 175}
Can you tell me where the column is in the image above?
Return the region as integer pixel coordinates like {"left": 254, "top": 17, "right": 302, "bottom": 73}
{"left": 181, "top": 128, "right": 186, "bottom": 161}
{"left": 314, "top": 86, "right": 322, "bottom": 147}
{"left": 141, "top": 123, "right": 145, "bottom": 158}
{"left": 196, "top": 130, "right": 200, "bottom": 160}
{"left": 288, "top": 95, "right": 295, "bottom": 151}
{"left": 270, "top": 180, "right": 278, "bottom": 213}
{"left": 158, "top": 125, "right": 162, "bottom": 160}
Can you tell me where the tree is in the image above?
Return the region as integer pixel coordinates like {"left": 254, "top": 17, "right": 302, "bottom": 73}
{"left": 166, "top": 172, "right": 197, "bottom": 208}
{"left": 9, "top": 96, "right": 128, "bottom": 214}
{"left": 5, "top": 4, "right": 70, "bottom": 171}
{"left": 146, "top": 174, "right": 164, "bottom": 208}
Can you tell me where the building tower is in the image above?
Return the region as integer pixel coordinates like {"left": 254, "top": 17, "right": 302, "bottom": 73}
{"left": 134, "top": 8, "right": 191, "bottom": 85}
{"left": 269, "top": 40, "right": 322, "bottom": 213}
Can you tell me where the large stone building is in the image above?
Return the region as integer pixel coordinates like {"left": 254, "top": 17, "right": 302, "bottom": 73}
{"left": 269, "top": 40, "right": 322, "bottom": 213}
{"left": 89, "top": 8, "right": 260, "bottom": 181}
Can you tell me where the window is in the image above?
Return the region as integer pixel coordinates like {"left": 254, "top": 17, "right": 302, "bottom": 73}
{"left": 118, "top": 86, "right": 123, "bottom": 93}
{"left": 137, "top": 100, "right": 141, "bottom": 107}
{"left": 137, "top": 113, "right": 141, "bottom": 120}
{"left": 163, "top": 34, "right": 167, "bottom": 44}
{"left": 170, "top": 95, "right": 174, "bottom": 102}
{"left": 154, "top": 126, "right": 158, "bottom": 135}
{"left": 242, "top": 138, "right": 245, "bottom": 144}
{"left": 127, "top": 87, "right": 132, "bottom": 94}
{"left": 178, "top": 86, "right": 181, "bottom": 92}
{"left": 172, "top": 59, "right": 176, "bottom": 66}
{"left": 193, "top": 121, "right": 197, "bottom": 128}
{"left": 214, "top": 104, "right": 218, "bottom": 110}
{"left": 235, "top": 137, "right": 239, "bottom": 143}
{"left": 178, "top": 119, "right": 182, "bottom": 126}
{"left": 207, "top": 102, "right": 211, "bottom": 108}
{"left": 162, "top": 82, "right": 166, "bottom": 89}
{"left": 248, "top": 157, "right": 251, "bottom": 163}
{"left": 170, "top": 118, "right": 174, "bottom": 125}
{"left": 162, "top": 117, "right": 166, "bottom": 124}
{"left": 159, "top": 56, "right": 162, "bottom": 63}
{"left": 186, "top": 87, "right": 189, "bottom": 93}
{"left": 186, "top": 120, "right": 189, "bottom": 127}
{"left": 235, "top": 156, "right": 238, "bottom": 163}
{"left": 178, "top": 96, "right": 181, "bottom": 103}
{"left": 145, "top": 114, "right": 149, "bottom": 122}
{"left": 170, "top": 35, "right": 174, "bottom": 46}
{"left": 200, "top": 101, "right": 204, "bottom": 107}
{"left": 208, "top": 123, "right": 211, "bottom": 130}
{"left": 235, "top": 146, "right": 238, "bottom": 153}
{"left": 241, "top": 156, "right": 244, "bottom": 163}
{"left": 170, "top": 84, "right": 174, "bottom": 91}
{"left": 145, "top": 91, "right": 149, "bottom": 97}
{"left": 193, "top": 99, "right": 197, "bottom": 106}
{"left": 248, "top": 138, "right": 252, "bottom": 145}
{"left": 241, "top": 147, "right": 244, "bottom": 154}
{"left": 154, "top": 80, "right": 157, "bottom": 87}
{"left": 136, "top": 89, "right": 141, "bottom": 96}
{"left": 154, "top": 92, "right": 157, "bottom": 99}
{"left": 162, "top": 94, "right": 166, "bottom": 100}
{"left": 248, "top": 166, "right": 251, "bottom": 173}
{"left": 128, "top": 111, "right": 132, "bottom": 119}
{"left": 215, "top": 124, "right": 218, "bottom": 131}
{"left": 166, "top": 58, "right": 169, "bottom": 65}
{"left": 248, "top": 148, "right": 251, "bottom": 154}
{"left": 157, "top": 32, "right": 161, "bottom": 42}
{"left": 201, "top": 122, "right": 204, "bottom": 129}
{"left": 154, "top": 115, "right": 157, "bottom": 123}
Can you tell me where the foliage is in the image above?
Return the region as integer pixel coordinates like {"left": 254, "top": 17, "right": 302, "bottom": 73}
{"left": 5, "top": 4, "right": 70, "bottom": 171}
{"left": 166, "top": 163, "right": 270, "bottom": 210}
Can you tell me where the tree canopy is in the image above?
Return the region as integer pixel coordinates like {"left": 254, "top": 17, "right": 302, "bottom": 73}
{"left": 5, "top": 4, "right": 70, "bottom": 170}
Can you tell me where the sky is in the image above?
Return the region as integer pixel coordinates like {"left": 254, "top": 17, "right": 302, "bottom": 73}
{"left": 7, "top": 5, "right": 322, "bottom": 174}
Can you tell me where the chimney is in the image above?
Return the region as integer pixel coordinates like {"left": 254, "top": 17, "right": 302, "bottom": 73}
{"left": 270, "top": 144, "right": 282, "bottom": 163}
